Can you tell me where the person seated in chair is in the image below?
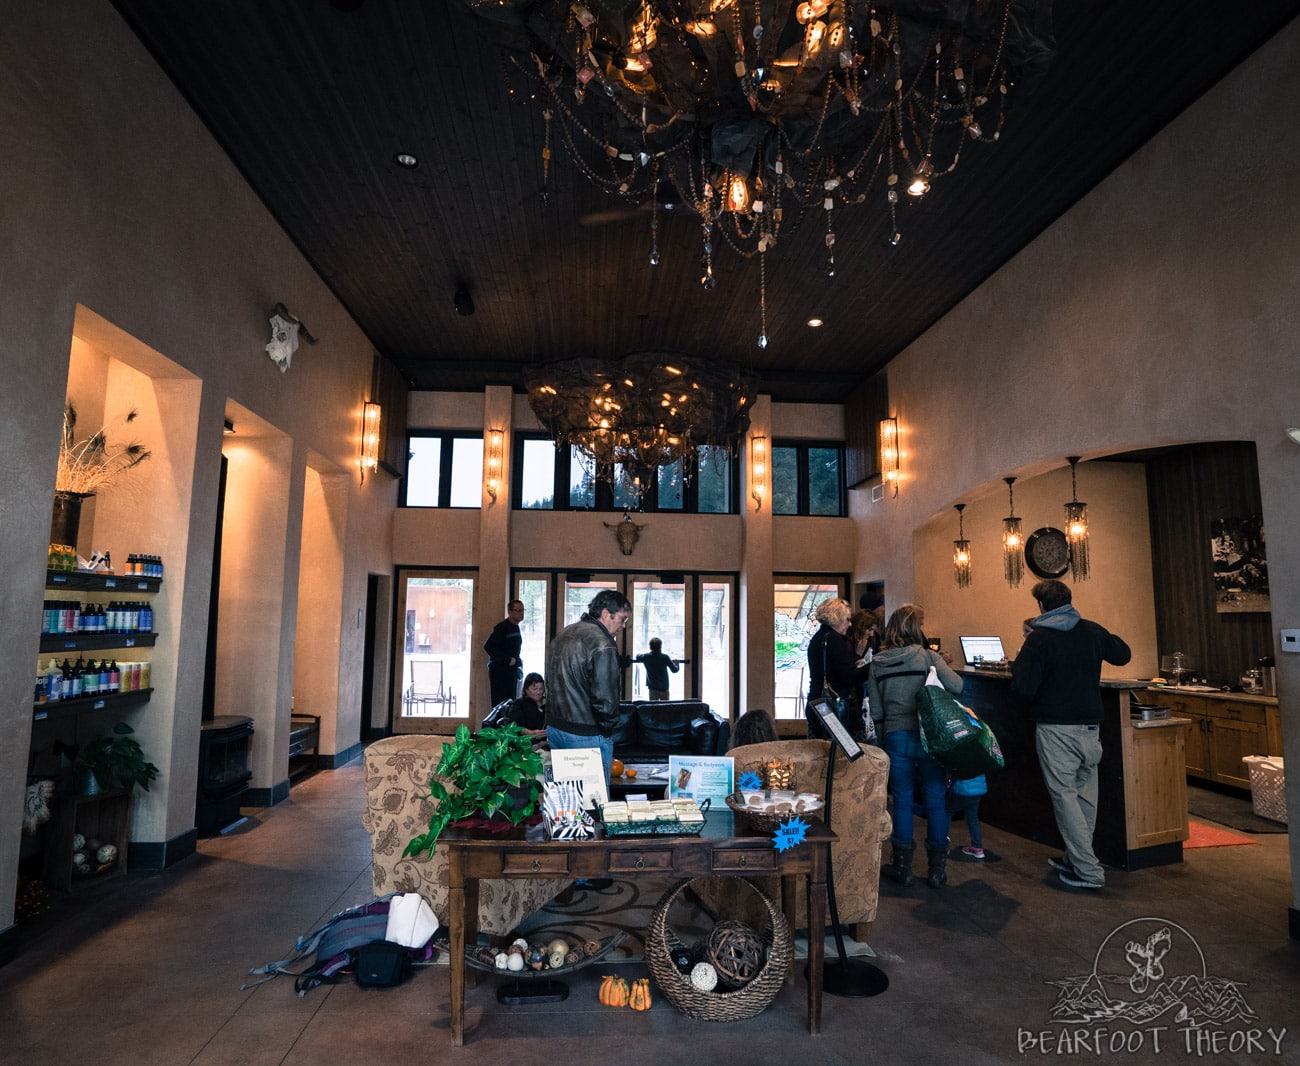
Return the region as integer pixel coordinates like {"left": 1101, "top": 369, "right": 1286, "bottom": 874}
{"left": 730, "top": 708, "right": 779, "bottom": 749}
{"left": 490, "top": 672, "right": 546, "bottom": 737}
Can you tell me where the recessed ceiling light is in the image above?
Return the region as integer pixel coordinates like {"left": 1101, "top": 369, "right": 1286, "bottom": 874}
{"left": 807, "top": 317, "right": 824, "bottom": 328}
{"left": 394, "top": 152, "right": 419, "bottom": 169}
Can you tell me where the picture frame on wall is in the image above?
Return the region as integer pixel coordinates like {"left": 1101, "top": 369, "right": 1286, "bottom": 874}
{"left": 1210, "top": 513, "right": 1270, "bottom": 613}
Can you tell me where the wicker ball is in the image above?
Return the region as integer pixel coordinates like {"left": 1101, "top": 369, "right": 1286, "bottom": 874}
{"left": 706, "top": 920, "right": 765, "bottom": 988}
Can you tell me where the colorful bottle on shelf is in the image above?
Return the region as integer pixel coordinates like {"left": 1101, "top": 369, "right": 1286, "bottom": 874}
{"left": 46, "top": 659, "right": 63, "bottom": 702}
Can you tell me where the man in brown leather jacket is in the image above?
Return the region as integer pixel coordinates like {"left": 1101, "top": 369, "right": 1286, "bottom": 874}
{"left": 545, "top": 589, "right": 631, "bottom": 780}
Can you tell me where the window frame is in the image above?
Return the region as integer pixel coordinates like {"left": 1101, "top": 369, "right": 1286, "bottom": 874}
{"left": 401, "top": 430, "right": 484, "bottom": 508}
{"left": 771, "top": 438, "right": 846, "bottom": 517}
{"left": 512, "top": 432, "right": 739, "bottom": 514}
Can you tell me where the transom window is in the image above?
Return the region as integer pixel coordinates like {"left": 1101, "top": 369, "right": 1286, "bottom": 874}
{"left": 772, "top": 440, "right": 845, "bottom": 516}
{"left": 403, "top": 432, "right": 483, "bottom": 508}
{"left": 514, "top": 433, "right": 736, "bottom": 513}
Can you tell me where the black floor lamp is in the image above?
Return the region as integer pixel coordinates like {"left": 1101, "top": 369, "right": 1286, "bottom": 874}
{"left": 807, "top": 697, "right": 890, "bottom": 997}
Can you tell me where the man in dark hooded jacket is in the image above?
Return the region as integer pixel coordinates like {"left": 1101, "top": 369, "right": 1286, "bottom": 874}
{"left": 1012, "top": 580, "right": 1131, "bottom": 890}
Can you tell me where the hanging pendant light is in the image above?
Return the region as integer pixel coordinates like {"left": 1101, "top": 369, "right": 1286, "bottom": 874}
{"left": 1065, "top": 456, "right": 1090, "bottom": 581}
{"left": 953, "top": 504, "right": 972, "bottom": 589}
{"left": 1002, "top": 476, "right": 1024, "bottom": 588}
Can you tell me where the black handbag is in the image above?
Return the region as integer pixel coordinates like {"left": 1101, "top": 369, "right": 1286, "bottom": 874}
{"left": 353, "top": 939, "right": 412, "bottom": 988}
{"left": 806, "top": 634, "right": 872, "bottom": 742}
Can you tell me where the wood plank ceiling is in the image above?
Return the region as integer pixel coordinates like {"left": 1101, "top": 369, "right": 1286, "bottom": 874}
{"left": 111, "top": 0, "right": 1299, "bottom": 403}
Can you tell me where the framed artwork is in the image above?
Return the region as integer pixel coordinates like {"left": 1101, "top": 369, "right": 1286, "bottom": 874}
{"left": 1210, "top": 514, "right": 1270, "bottom": 613}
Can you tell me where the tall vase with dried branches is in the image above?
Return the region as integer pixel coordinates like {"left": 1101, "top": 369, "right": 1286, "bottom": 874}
{"left": 51, "top": 402, "right": 151, "bottom": 550}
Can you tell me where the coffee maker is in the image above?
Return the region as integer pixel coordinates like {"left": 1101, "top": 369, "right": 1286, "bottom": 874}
{"left": 1258, "top": 655, "right": 1277, "bottom": 697}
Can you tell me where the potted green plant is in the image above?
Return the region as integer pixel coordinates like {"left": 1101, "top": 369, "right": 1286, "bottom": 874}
{"left": 404, "top": 722, "right": 543, "bottom": 857}
{"left": 75, "top": 722, "right": 160, "bottom": 795}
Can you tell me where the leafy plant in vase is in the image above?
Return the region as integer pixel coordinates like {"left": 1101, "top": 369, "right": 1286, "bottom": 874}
{"left": 75, "top": 722, "right": 160, "bottom": 796}
{"left": 404, "top": 722, "right": 543, "bottom": 857}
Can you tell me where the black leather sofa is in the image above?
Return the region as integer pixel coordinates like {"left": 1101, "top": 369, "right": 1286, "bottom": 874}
{"left": 610, "top": 700, "right": 730, "bottom": 762}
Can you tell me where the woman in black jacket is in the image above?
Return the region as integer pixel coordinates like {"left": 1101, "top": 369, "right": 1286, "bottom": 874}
{"left": 805, "top": 597, "right": 871, "bottom": 739}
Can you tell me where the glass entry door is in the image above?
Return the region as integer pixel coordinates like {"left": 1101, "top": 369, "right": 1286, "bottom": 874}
{"left": 773, "top": 578, "right": 843, "bottom": 721}
{"left": 394, "top": 570, "right": 474, "bottom": 732}
{"left": 629, "top": 579, "right": 688, "bottom": 701}
{"left": 530, "top": 571, "right": 736, "bottom": 720}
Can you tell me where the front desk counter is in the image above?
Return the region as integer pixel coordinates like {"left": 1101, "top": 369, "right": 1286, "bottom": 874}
{"left": 959, "top": 670, "right": 1190, "bottom": 870}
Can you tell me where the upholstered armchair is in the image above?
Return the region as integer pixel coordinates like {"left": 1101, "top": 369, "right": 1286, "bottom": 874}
{"left": 361, "top": 734, "right": 569, "bottom": 935}
{"left": 710, "top": 738, "right": 892, "bottom": 942}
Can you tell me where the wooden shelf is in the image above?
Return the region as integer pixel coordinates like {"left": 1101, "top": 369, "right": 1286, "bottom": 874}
{"left": 42, "top": 790, "right": 132, "bottom": 892}
{"left": 39, "top": 632, "right": 157, "bottom": 654}
{"left": 33, "top": 688, "right": 152, "bottom": 723}
{"left": 46, "top": 570, "right": 161, "bottom": 593}
{"left": 289, "top": 714, "right": 321, "bottom": 780}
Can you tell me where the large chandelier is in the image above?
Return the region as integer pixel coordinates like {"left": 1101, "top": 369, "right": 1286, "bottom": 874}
{"left": 526, "top": 352, "right": 757, "bottom": 499}
{"left": 465, "top": 0, "right": 1054, "bottom": 344}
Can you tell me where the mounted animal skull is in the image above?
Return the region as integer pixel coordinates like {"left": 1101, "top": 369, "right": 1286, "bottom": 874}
{"left": 604, "top": 512, "right": 646, "bottom": 556}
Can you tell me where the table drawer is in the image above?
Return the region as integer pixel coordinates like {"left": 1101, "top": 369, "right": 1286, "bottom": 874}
{"left": 608, "top": 849, "right": 675, "bottom": 873}
{"left": 710, "top": 848, "right": 778, "bottom": 874}
{"left": 501, "top": 851, "right": 571, "bottom": 876}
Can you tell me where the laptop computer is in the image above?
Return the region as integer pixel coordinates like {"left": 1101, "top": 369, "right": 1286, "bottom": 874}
{"left": 959, "top": 635, "right": 1007, "bottom": 665}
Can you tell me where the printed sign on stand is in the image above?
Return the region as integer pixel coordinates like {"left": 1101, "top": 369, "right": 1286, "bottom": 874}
{"left": 667, "top": 755, "right": 735, "bottom": 802}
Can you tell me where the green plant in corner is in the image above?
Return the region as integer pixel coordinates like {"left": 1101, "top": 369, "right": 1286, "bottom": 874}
{"left": 403, "top": 722, "right": 543, "bottom": 857}
{"left": 77, "top": 722, "right": 160, "bottom": 794}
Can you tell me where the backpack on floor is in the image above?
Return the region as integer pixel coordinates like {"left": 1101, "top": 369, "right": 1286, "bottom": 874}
{"left": 241, "top": 895, "right": 435, "bottom": 996}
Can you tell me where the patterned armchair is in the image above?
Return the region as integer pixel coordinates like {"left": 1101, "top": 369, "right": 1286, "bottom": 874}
{"left": 708, "top": 738, "right": 892, "bottom": 942}
{"left": 362, "top": 734, "right": 569, "bottom": 935}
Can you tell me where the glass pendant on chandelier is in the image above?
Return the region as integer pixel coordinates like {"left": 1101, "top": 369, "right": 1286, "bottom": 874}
{"left": 525, "top": 351, "right": 758, "bottom": 505}
{"left": 1002, "top": 476, "right": 1024, "bottom": 588}
{"left": 953, "top": 503, "right": 972, "bottom": 588}
{"left": 1064, "top": 456, "right": 1090, "bottom": 581}
{"left": 464, "top": 0, "right": 1056, "bottom": 346}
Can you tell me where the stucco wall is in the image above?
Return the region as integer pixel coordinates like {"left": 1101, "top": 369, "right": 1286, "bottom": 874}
{"left": 856, "top": 21, "right": 1300, "bottom": 909}
{"left": 0, "top": 0, "right": 395, "bottom": 932}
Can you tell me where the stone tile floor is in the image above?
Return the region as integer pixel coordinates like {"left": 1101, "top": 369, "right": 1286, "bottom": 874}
{"left": 2, "top": 761, "right": 1296, "bottom": 1065}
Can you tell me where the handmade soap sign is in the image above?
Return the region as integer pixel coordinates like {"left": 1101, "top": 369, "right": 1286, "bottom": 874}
{"left": 1210, "top": 514, "right": 1269, "bottom": 613}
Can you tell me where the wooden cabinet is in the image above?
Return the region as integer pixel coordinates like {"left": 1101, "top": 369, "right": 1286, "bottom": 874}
{"left": 1144, "top": 689, "right": 1278, "bottom": 788}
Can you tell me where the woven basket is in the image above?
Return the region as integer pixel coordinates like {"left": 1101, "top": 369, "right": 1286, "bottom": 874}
{"left": 724, "top": 793, "right": 823, "bottom": 834}
{"left": 645, "top": 877, "right": 792, "bottom": 1022}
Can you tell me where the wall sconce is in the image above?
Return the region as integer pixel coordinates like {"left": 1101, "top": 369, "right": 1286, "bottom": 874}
{"left": 750, "top": 434, "right": 768, "bottom": 510}
{"left": 1064, "top": 456, "right": 1090, "bottom": 581}
{"left": 485, "top": 428, "right": 504, "bottom": 502}
{"left": 1002, "top": 476, "right": 1024, "bottom": 588}
{"left": 360, "top": 400, "right": 382, "bottom": 482}
{"left": 953, "top": 504, "right": 972, "bottom": 588}
{"left": 880, "top": 417, "right": 899, "bottom": 498}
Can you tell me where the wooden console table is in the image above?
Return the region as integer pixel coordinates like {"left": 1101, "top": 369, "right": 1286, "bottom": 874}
{"left": 443, "top": 812, "right": 835, "bottom": 1046}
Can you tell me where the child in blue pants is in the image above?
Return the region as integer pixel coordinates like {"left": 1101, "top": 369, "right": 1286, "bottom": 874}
{"left": 951, "top": 775, "right": 987, "bottom": 859}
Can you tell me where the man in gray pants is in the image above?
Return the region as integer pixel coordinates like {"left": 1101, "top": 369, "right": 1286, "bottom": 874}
{"left": 1011, "top": 580, "right": 1131, "bottom": 890}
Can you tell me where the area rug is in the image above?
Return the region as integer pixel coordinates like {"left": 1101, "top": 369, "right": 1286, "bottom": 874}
{"left": 1185, "top": 820, "right": 1260, "bottom": 849}
{"left": 1187, "top": 785, "right": 1286, "bottom": 834}
{"left": 510, "top": 877, "right": 875, "bottom": 961}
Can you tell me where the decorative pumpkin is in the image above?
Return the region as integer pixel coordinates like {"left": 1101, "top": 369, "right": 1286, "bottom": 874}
{"left": 611, "top": 759, "right": 624, "bottom": 778}
{"left": 598, "top": 974, "right": 630, "bottom": 1007}
{"left": 628, "top": 977, "right": 652, "bottom": 1011}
